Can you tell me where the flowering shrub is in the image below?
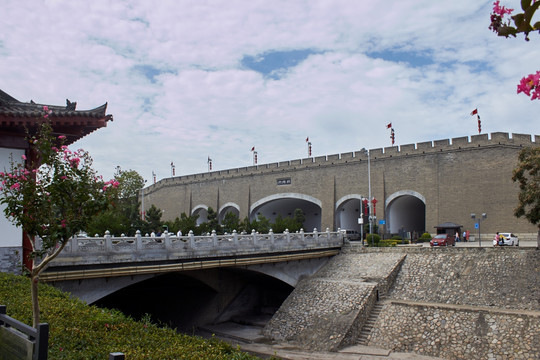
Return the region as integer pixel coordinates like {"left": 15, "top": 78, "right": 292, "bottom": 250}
{"left": 489, "top": 0, "right": 540, "bottom": 100}
{"left": 0, "top": 112, "right": 117, "bottom": 327}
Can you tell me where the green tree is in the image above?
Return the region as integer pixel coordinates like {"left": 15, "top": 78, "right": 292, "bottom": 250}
{"left": 292, "top": 208, "right": 305, "bottom": 231}
{"left": 86, "top": 209, "right": 129, "bottom": 236}
{"left": 0, "top": 120, "right": 116, "bottom": 327}
{"left": 176, "top": 212, "right": 199, "bottom": 235}
{"left": 115, "top": 169, "right": 145, "bottom": 234}
{"left": 145, "top": 204, "right": 163, "bottom": 234}
{"left": 205, "top": 207, "right": 219, "bottom": 233}
{"left": 221, "top": 211, "right": 240, "bottom": 233}
{"left": 250, "top": 213, "right": 271, "bottom": 233}
{"left": 512, "top": 146, "right": 540, "bottom": 230}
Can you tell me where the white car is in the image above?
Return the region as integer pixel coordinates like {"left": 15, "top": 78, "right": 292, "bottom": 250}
{"left": 499, "top": 232, "right": 519, "bottom": 246}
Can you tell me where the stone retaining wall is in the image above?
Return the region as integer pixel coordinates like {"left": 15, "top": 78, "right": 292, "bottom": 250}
{"left": 0, "top": 246, "right": 21, "bottom": 274}
{"left": 369, "top": 302, "right": 540, "bottom": 360}
{"left": 353, "top": 247, "right": 540, "bottom": 359}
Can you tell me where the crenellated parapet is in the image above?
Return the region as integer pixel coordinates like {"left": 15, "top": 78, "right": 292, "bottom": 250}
{"left": 144, "top": 132, "right": 538, "bottom": 194}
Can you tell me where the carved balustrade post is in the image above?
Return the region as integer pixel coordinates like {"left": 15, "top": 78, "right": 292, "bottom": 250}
{"left": 105, "top": 230, "right": 112, "bottom": 251}
{"left": 188, "top": 230, "right": 195, "bottom": 248}
{"left": 233, "top": 230, "right": 238, "bottom": 245}
{"left": 135, "top": 230, "right": 142, "bottom": 250}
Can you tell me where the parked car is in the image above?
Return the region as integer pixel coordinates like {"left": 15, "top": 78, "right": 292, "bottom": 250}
{"left": 430, "top": 233, "right": 455, "bottom": 247}
{"left": 342, "top": 229, "right": 361, "bottom": 241}
{"left": 498, "top": 232, "right": 519, "bottom": 246}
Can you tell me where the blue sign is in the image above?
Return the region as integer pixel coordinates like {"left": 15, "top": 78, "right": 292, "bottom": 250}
{"left": 474, "top": 223, "right": 479, "bottom": 229}
{"left": 379, "top": 219, "right": 386, "bottom": 225}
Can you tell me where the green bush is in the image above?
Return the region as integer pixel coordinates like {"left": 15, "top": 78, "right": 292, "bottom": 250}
{"left": 417, "top": 232, "right": 432, "bottom": 243}
{"left": 0, "top": 272, "right": 262, "bottom": 359}
{"left": 379, "top": 239, "right": 398, "bottom": 247}
{"left": 391, "top": 235, "right": 402, "bottom": 240}
{"left": 366, "top": 234, "right": 381, "bottom": 246}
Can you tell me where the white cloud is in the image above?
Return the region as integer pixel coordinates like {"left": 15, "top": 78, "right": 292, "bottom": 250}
{"left": 1, "top": 0, "right": 538, "bottom": 183}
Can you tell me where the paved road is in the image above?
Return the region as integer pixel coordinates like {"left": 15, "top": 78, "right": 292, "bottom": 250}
{"left": 418, "top": 239, "right": 538, "bottom": 248}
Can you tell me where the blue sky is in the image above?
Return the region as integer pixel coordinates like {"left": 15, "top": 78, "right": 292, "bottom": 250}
{"left": 0, "top": 0, "right": 538, "bottom": 184}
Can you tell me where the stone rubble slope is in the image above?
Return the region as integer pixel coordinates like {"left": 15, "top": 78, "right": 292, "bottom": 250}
{"left": 263, "top": 252, "right": 406, "bottom": 351}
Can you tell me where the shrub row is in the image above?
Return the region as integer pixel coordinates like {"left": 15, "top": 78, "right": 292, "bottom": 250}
{"left": 0, "top": 272, "right": 262, "bottom": 359}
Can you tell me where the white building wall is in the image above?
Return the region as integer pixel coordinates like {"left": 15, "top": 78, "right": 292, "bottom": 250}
{"left": 0, "top": 147, "right": 24, "bottom": 247}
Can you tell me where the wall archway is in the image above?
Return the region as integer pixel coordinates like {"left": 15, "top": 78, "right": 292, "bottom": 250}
{"left": 218, "top": 202, "right": 240, "bottom": 223}
{"left": 250, "top": 193, "right": 322, "bottom": 232}
{"left": 335, "top": 194, "right": 366, "bottom": 232}
{"left": 191, "top": 204, "right": 209, "bottom": 225}
{"left": 385, "top": 190, "right": 426, "bottom": 235}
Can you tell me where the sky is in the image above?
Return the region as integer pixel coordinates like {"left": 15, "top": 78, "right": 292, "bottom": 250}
{"left": 1, "top": 0, "right": 539, "bottom": 185}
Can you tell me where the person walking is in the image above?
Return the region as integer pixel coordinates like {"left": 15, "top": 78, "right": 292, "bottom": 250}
{"left": 493, "top": 232, "right": 500, "bottom": 246}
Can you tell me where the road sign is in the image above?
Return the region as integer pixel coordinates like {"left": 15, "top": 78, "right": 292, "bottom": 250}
{"left": 379, "top": 219, "right": 386, "bottom": 225}
{"left": 475, "top": 223, "right": 479, "bottom": 229}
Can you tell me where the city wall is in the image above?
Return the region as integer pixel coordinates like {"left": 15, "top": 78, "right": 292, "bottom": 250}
{"left": 142, "top": 132, "right": 539, "bottom": 237}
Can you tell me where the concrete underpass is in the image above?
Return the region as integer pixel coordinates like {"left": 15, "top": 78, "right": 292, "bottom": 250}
{"left": 93, "top": 268, "right": 294, "bottom": 333}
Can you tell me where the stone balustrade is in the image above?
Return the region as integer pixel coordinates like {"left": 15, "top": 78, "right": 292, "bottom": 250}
{"left": 46, "top": 229, "right": 344, "bottom": 267}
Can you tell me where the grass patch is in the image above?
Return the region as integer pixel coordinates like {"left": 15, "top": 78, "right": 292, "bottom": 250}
{"left": 0, "top": 272, "right": 263, "bottom": 359}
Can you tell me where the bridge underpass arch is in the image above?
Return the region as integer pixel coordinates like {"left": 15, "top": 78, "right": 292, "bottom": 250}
{"left": 192, "top": 204, "right": 209, "bottom": 225}
{"left": 335, "top": 194, "right": 366, "bottom": 233}
{"left": 385, "top": 190, "right": 426, "bottom": 236}
{"left": 92, "top": 268, "right": 294, "bottom": 333}
{"left": 250, "top": 193, "right": 322, "bottom": 231}
{"left": 218, "top": 202, "right": 240, "bottom": 223}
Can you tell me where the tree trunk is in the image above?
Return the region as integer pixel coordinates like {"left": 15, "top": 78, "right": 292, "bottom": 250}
{"left": 31, "top": 270, "right": 40, "bottom": 328}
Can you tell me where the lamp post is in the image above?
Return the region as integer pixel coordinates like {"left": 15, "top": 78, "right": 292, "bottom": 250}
{"left": 471, "top": 213, "right": 487, "bottom": 247}
{"left": 141, "top": 179, "right": 147, "bottom": 220}
{"left": 360, "top": 148, "right": 373, "bottom": 245}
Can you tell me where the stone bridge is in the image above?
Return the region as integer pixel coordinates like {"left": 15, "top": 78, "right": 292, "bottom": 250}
{"left": 42, "top": 229, "right": 342, "bottom": 319}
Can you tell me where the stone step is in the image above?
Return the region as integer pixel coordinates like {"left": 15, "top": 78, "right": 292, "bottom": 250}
{"left": 357, "top": 297, "right": 386, "bottom": 346}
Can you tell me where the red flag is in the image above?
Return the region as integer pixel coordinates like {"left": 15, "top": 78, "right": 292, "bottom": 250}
{"left": 306, "top": 137, "right": 309, "bottom": 142}
{"left": 470, "top": 109, "right": 478, "bottom": 116}
{"left": 251, "top": 147, "right": 255, "bottom": 151}
{"left": 386, "top": 123, "right": 392, "bottom": 129}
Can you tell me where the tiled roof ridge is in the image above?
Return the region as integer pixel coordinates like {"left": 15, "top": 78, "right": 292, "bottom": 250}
{"left": 0, "top": 89, "right": 108, "bottom": 117}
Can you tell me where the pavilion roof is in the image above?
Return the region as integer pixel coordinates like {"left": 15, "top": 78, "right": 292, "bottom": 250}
{"left": 0, "top": 89, "right": 113, "bottom": 148}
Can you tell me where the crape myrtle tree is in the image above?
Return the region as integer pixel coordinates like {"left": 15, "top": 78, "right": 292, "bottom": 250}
{"left": 489, "top": 0, "right": 540, "bottom": 100}
{"left": 512, "top": 146, "right": 540, "bottom": 247}
{"left": 0, "top": 118, "right": 118, "bottom": 327}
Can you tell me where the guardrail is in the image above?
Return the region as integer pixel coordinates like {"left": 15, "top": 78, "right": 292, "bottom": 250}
{"left": 44, "top": 228, "right": 344, "bottom": 267}
{"left": 0, "top": 305, "right": 48, "bottom": 360}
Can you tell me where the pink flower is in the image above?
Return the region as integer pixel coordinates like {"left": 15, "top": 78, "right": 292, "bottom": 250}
{"left": 60, "top": 219, "right": 67, "bottom": 228}
{"left": 517, "top": 71, "right": 540, "bottom": 100}
{"left": 493, "top": 1, "right": 513, "bottom": 16}
{"left": 61, "top": 176, "right": 68, "bottom": 180}
{"left": 10, "top": 183, "right": 20, "bottom": 190}
{"left": 43, "top": 105, "right": 52, "bottom": 118}
{"left": 58, "top": 135, "right": 66, "bottom": 140}
{"left": 70, "top": 157, "right": 81, "bottom": 168}
{"left": 21, "top": 155, "right": 27, "bottom": 160}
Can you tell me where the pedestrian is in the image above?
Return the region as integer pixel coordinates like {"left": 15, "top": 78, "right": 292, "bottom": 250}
{"left": 177, "top": 229, "right": 182, "bottom": 237}
{"left": 466, "top": 230, "right": 470, "bottom": 242}
{"left": 493, "top": 232, "right": 499, "bottom": 246}
{"left": 462, "top": 231, "right": 466, "bottom": 242}
{"left": 455, "top": 231, "right": 460, "bottom": 243}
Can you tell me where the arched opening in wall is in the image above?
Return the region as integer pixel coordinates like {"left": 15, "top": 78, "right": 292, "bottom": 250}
{"left": 192, "top": 206, "right": 208, "bottom": 225}
{"left": 218, "top": 203, "right": 240, "bottom": 224}
{"left": 386, "top": 192, "right": 426, "bottom": 237}
{"left": 251, "top": 194, "right": 322, "bottom": 232}
{"left": 335, "top": 196, "right": 365, "bottom": 235}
